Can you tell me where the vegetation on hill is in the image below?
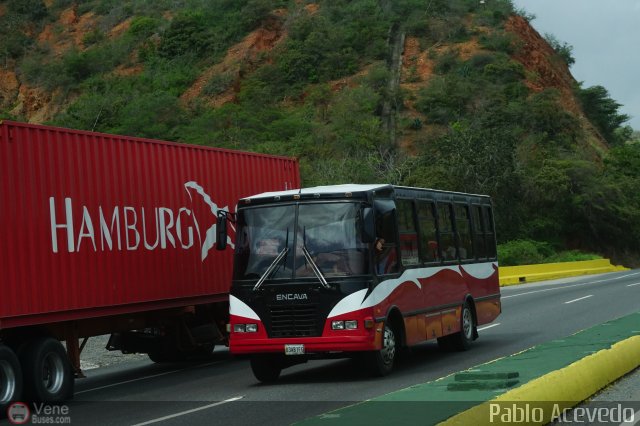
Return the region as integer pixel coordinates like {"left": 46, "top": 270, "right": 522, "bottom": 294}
{"left": 0, "top": 0, "right": 638, "bottom": 264}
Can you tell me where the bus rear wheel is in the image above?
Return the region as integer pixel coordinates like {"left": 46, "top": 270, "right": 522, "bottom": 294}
{"left": 365, "top": 323, "right": 397, "bottom": 377}
{"left": 438, "top": 302, "right": 475, "bottom": 352}
{"left": 250, "top": 355, "right": 282, "bottom": 383}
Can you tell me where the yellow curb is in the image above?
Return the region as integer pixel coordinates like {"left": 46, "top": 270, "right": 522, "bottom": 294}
{"left": 499, "top": 259, "right": 629, "bottom": 286}
{"left": 440, "top": 335, "right": 640, "bottom": 425}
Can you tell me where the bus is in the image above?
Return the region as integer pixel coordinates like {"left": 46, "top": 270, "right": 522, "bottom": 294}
{"left": 217, "top": 184, "right": 501, "bottom": 382}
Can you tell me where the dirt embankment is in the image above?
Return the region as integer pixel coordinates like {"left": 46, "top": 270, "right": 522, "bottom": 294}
{"left": 180, "top": 13, "right": 286, "bottom": 108}
{"left": 396, "top": 15, "right": 609, "bottom": 155}
{"left": 505, "top": 15, "right": 608, "bottom": 155}
{"left": 5, "top": 5, "right": 100, "bottom": 122}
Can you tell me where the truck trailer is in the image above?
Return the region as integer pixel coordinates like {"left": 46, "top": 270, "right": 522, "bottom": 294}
{"left": 0, "top": 121, "right": 299, "bottom": 409}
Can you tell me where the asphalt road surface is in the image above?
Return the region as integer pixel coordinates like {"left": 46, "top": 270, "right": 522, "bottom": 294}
{"left": 29, "top": 270, "right": 640, "bottom": 426}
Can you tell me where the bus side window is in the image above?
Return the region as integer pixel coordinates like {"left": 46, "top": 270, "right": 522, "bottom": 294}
{"left": 454, "top": 204, "right": 474, "bottom": 261}
{"left": 417, "top": 201, "right": 438, "bottom": 263}
{"left": 483, "top": 206, "right": 497, "bottom": 259}
{"left": 472, "top": 205, "right": 487, "bottom": 259}
{"left": 397, "top": 199, "right": 419, "bottom": 267}
{"left": 437, "top": 203, "right": 456, "bottom": 261}
{"left": 374, "top": 199, "right": 399, "bottom": 275}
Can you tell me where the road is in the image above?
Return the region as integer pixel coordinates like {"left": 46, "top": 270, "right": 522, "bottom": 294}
{"left": 30, "top": 270, "right": 640, "bottom": 425}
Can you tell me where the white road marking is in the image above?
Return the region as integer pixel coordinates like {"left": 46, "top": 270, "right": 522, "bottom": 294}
{"left": 76, "top": 361, "right": 223, "bottom": 395}
{"left": 564, "top": 295, "right": 593, "bottom": 304}
{"left": 613, "top": 272, "right": 640, "bottom": 280}
{"left": 478, "top": 323, "right": 500, "bottom": 331}
{"left": 502, "top": 282, "right": 593, "bottom": 299}
{"left": 626, "top": 282, "right": 640, "bottom": 287}
{"left": 502, "top": 272, "right": 640, "bottom": 299}
{"left": 130, "top": 396, "right": 244, "bottom": 426}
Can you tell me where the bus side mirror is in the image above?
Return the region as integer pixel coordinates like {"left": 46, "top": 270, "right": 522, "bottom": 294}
{"left": 362, "top": 207, "right": 375, "bottom": 243}
{"left": 216, "top": 211, "right": 228, "bottom": 250}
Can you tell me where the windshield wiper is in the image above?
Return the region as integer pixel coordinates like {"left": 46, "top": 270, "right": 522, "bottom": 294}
{"left": 253, "top": 247, "right": 289, "bottom": 291}
{"left": 301, "top": 235, "right": 331, "bottom": 289}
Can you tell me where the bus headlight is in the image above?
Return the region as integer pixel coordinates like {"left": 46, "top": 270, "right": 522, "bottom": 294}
{"left": 234, "top": 323, "right": 258, "bottom": 333}
{"left": 332, "top": 320, "right": 358, "bottom": 330}
{"left": 331, "top": 321, "right": 345, "bottom": 330}
{"left": 345, "top": 320, "right": 358, "bottom": 330}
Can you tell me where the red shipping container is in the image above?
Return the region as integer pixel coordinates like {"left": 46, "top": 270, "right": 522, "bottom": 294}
{"left": 0, "top": 121, "right": 300, "bottom": 329}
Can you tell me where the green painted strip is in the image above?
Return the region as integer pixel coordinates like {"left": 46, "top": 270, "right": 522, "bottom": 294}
{"left": 297, "top": 311, "right": 640, "bottom": 426}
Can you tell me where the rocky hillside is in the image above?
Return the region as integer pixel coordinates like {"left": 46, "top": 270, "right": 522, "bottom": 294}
{"left": 1, "top": 0, "right": 638, "bottom": 262}
{"left": 0, "top": 1, "right": 606, "bottom": 150}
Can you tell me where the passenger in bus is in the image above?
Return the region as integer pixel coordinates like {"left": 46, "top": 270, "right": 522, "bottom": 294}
{"left": 374, "top": 238, "right": 396, "bottom": 274}
{"left": 443, "top": 245, "right": 456, "bottom": 260}
{"left": 427, "top": 240, "right": 439, "bottom": 261}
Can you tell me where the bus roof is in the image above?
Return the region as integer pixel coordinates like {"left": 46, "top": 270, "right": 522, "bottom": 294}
{"left": 242, "top": 184, "right": 391, "bottom": 201}
{"left": 241, "top": 184, "right": 490, "bottom": 203}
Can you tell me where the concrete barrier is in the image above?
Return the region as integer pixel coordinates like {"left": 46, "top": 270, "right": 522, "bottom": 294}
{"left": 499, "top": 259, "right": 628, "bottom": 286}
{"left": 441, "top": 335, "right": 640, "bottom": 425}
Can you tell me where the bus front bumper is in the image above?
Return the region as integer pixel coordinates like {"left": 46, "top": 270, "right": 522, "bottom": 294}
{"left": 230, "top": 334, "right": 380, "bottom": 355}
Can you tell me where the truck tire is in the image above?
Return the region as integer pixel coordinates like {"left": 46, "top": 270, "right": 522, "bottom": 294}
{"left": 0, "top": 344, "right": 23, "bottom": 416}
{"left": 22, "top": 338, "right": 74, "bottom": 402}
{"left": 250, "top": 355, "right": 282, "bottom": 383}
{"left": 146, "top": 335, "right": 187, "bottom": 363}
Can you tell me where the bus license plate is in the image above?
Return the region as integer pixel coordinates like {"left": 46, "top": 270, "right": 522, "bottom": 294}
{"left": 285, "top": 344, "right": 305, "bottom": 355}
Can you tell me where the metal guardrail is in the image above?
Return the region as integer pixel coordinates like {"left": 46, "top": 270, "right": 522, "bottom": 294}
{"left": 499, "top": 259, "right": 628, "bottom": 286}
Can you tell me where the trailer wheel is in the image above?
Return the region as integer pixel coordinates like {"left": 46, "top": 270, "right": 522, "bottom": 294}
{"left": 365, "top": 323, "right": 397, "bottom": 377}
{"left": 22, "top": 338, "right": 74, "bottom": 402}
{"left": 250, "top": 355, "right": 282, "bottom": 383}
{"left": 0, "top": 344, "right": 23, "bottom": 416}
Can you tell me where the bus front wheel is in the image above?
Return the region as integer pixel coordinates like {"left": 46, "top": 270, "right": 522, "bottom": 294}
{"left": 366, "top": 323, "right": 397, "bottom": 377}
{"left": 250, "top": 355, "right": 282, "bottom": 383}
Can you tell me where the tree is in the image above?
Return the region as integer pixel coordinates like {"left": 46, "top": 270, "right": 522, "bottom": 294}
{"left": 544, "top": 33, "right": 575, "bottom": 66}
{"left": 576, "top": 84, "right": 630, "bottom": 145}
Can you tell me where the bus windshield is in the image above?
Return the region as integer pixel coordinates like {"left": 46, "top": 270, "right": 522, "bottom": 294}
{"left": 233, "top": 202, "right": 369, "bottom": 281}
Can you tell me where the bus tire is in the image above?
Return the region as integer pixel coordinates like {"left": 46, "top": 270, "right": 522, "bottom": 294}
{"left": 250, "top": 355, "right": 282, "bottom": 383}
{"left": 22, "top": 337, "right": 74, "bottom": 402}
{"left": 437, "top": 302, "right": 475, "bottom": 351}
{"left": 366, "top": 323, "right": 397, "bottom": 377}
{"left": 0, "top": 344, "right": 23, "bottom": 416}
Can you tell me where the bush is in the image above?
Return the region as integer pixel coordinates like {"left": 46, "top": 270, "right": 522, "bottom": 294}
{"left": 479, "top": 32, "right": 519, "bottom": 54}
{"left": 498, "top": 240, "right": 602, "bottom": 266}
{"left": 545, "top": 250, "right": 601, "bottom": 263}
{"left": 82, "top": 29, "right": 106, "bottom": 46}
{"left": 6, "top": 0, "right": 48, "bottom": 20}
{"left": 544, "top": 33, "right": 575, "bottom": 66}
{"left": 482, "top": 56, "right": 525, "bottom": 84}
{"left": 474, "top": 0, "right": 514, "bottom": 27}
{"left": 498, "top": 240, "right": 554, "bottom": 266}
{"left": 415, "top": 76, "right": 473, "bottom": 124}
{"left": 203, "top": 72, "right": 235, "bottom": 96}
{"left": 128, "top": 17, "right": 161, "bottom": 38}
{"left": 434, "top": 49, "right": 460, "bottom": 74}
{"left": 158, "top": 12, "right": 210, "bottom": 59}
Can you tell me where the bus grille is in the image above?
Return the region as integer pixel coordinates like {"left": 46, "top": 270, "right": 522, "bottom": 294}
{"left": 269, "top": 304, "right": 319, "bottom": 338}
